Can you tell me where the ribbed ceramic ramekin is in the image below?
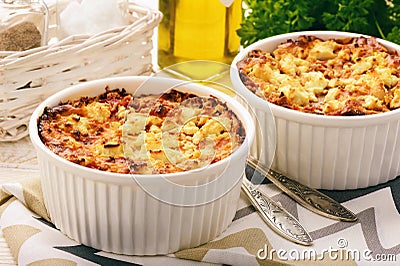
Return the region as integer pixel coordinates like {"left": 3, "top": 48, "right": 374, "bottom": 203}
{"left": 231, "top": 31, "right": 400, "bottom": 190}
{"left": 29, "top": 76, "right": 254, "bottom": 255}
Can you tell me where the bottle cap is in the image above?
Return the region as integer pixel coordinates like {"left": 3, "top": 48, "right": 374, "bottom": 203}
{"left": 219, "top": 0, "right": 234, "bottom": 7}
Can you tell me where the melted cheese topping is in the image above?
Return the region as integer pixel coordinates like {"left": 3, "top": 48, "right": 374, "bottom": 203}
{"left": 38, "top": 89, "right": 245, "bottom": 174}
{"left": 238, "top": 36, "right": 400, "bottom": 115}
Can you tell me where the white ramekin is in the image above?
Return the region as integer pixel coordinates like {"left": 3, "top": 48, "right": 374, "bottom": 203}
{"left": 29, "top": 76, "right": 254, "bottom": 255}
{"left": 231, "top": 31, "right": 400, "bottom": 190}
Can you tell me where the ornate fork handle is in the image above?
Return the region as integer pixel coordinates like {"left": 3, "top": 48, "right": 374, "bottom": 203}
{"left": 241, "top": 177, "right": 313, "bottom": 246}
{"left": 247, "top": 157, "right": 357, "bottom": 222}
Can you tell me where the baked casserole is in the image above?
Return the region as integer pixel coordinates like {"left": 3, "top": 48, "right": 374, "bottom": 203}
{"left": 38, "top": 88, "right": 245, "bottom": 174}
{"left": 238, "top": 35, "right": 400, "bottom": 115}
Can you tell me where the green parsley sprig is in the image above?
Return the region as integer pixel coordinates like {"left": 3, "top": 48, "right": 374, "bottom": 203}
{"left": 237, "top": 0, "right": 400, "bottom": 47}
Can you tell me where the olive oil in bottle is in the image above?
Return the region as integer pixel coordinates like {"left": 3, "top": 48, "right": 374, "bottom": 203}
{"left": 158, "top": 0, "right": 242, "bottom": 73}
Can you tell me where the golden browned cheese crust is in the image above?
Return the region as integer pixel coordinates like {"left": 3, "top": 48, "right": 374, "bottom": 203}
{"left": 38, "top": 88, "right": 245, "bottom": 174}
{"left": 238, "top": 36, "right": 400, "bottom": 115}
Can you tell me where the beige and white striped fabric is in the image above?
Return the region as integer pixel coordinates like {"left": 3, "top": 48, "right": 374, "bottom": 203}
{"left": 1, "top": 171, "right": 399, "bottom": 266}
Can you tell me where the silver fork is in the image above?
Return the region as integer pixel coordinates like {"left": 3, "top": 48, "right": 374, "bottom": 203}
{"left": 246, "top": 157, "right": 357, "bottom": 222}
{"left": 241, "top": 157, "right": 358, "bottom": 245}
{"left": 241, "top": 177, "right": 313, "bottom": 245}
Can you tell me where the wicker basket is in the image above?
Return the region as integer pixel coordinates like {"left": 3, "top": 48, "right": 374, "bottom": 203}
{"left": 0, "top": 1, "right": 162, "bottom": 142}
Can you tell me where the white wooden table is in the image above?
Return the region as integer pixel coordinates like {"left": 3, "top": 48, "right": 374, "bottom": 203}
{"left": 0, "top": 136, "right": 39, "bottom": 265}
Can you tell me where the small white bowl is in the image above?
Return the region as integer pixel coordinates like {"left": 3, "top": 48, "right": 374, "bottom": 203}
{"left": 231, "top": 31, "right": 400, "bottom": 190}
{"left": 29, "top": 76, "right": 254, "bottom": 255}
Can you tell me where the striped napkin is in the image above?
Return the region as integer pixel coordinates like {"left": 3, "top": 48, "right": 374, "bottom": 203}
{"left": 1, "top": 166, "right": 400, "bottom": 265}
